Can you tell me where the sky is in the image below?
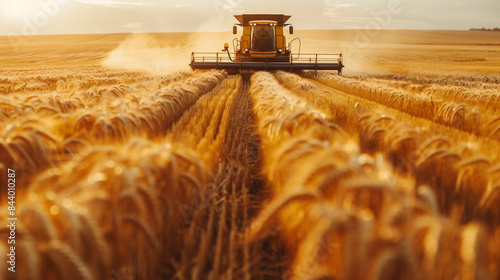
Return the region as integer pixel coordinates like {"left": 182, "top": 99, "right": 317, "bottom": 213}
{"left": 0, "top": 0, "right": 499, "bottom": 35}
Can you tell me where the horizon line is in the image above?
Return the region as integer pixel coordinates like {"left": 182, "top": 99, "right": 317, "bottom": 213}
{"left": 1, "top": 28, "right": 484, "bottom": 37}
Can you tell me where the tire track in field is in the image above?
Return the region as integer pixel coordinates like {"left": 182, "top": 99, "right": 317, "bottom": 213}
{"left": 206, "top": 77, "right": 255, "bottom": 280}
{"left": 167, "top": 75, "right": 277, "bottom": 279}
{"left": 163, "top": 75, "right": 240, "bottom": 279}
{"left": 214, "top": 76, "right": 286, "bottom": 280}
{"left": 217, "top": 78, "right": 259, "bottom": 280}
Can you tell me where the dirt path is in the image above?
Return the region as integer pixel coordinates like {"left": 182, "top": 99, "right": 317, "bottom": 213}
{"left": 214, "top": 77, "right": 288, "bottom": 280}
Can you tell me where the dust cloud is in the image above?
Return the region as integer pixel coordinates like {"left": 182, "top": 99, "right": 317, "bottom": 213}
{"left": 102, "top": 33, "right": 180, "bottom": 72}
{"left": 341, "top": 55, "right": 374, "bottom": 76}
{"left": 101, "top": 30, "right": 412, "bottom": 75}
{"left": 102, "top": 32, "right": 234, "bottom": 73}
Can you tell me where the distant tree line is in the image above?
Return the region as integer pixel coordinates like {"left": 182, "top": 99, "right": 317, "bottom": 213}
{"left": 469, "top": 28, "right": 500, "bottom": 31}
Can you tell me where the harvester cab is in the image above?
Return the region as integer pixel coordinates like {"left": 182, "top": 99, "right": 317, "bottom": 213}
{"left": 190, "top": 14, "right": 344, "bottom": 73}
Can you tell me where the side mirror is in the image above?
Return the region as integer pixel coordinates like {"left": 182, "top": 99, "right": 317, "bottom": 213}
{"left": 233, "top": 26, "right": 237, "bottom": 34}
{"left": 289, "top": 26, "right": 293, "bottom": 34}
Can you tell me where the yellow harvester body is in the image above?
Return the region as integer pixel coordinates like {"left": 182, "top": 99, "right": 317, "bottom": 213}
{"left": 190, "top": 14, "right": 343, "bottom": 73}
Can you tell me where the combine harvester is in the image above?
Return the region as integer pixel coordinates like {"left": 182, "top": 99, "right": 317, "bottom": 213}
{"left": 190, "top": 14, "right": 344, "bottom": 73}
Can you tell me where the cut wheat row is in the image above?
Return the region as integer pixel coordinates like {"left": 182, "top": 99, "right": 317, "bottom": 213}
{"left": 277, "top": 71, "right": 500, "bottom": 228}
{"left": 313, "top": 72, "right": 500, "bottom": 140}
{"left": 0, "top": 70, "right": 226, "bottom": 193}
{"left": 0, "top": 72, "right": 239, "bottom": 280}
{"left": 247, "top": 71, "right": 499, "bottom": 280}
{"left": 360, "top": 75, "right": 500, "bottom": 115}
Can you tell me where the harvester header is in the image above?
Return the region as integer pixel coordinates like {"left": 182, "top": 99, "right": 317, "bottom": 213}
{"left": 189, "top": 14, "right": 344, "bottom": 73}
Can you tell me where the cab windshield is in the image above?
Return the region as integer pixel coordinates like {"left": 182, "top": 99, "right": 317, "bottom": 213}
{"left": 250, "top": 24, "right": 276, "bottom": 52}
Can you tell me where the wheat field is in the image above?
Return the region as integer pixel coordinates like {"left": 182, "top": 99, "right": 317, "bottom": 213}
{"left": 0, "top": 30, "right": 500, "bottom": 280}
